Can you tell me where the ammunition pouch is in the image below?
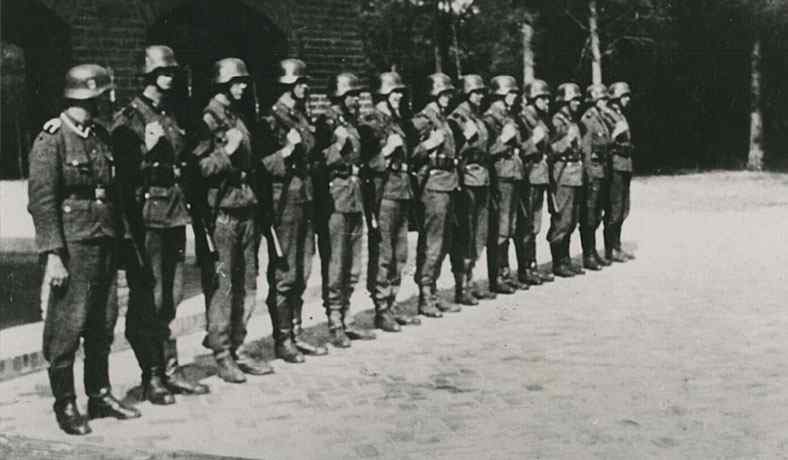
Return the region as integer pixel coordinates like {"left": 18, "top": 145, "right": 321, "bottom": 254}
{"left": 65, "top": 185, "right": 112, "bottom": 202}
{"left": 429, "top": 154, "right": 458, "bottom": 171}
{"left": 331, "top": 164, "right": 361, "bottom": 179}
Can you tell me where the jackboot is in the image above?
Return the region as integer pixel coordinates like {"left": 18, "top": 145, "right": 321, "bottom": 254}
{"left": 551, "top": 243, "right": 574, "bottom": 278}
{"left": 142, "top": 368, "right": 175, "bottom": 405}
{"left": 519, "top": 268, "right": 543, "bottom": 286}
{"left": 454, "top": 273, "right": 479, "bottom": 306}
{"left": 468, "top": 273, "right": 496, "bottom": 300}
{"left": 502, "top": 266, "right": 529, "bottom": 291}
{"left": 583, "top": 254, "right": 602, "bottom": 271}
{"left": 292, "top": 299, "right": 328, "bottom": 355}
{"left": 606, "top": 248, "right": 627, "bottom": 263}
{"left": 390, "top": 297, "right": 421, "bottom": 325}
{"left": 232, "top": 349, "right": 274, "bottom": 376}
{"left": 532, "top": 241, "right": 554, "bottom": 282}
{"left": 49, "top": 367, "right": 91, "bottom": 435}
{"left": 374, "top": 310, "right": 402, "bottom": 333}
{"left": 87, "top": 388, "right": 141, "bottom": 420}
{"left": 594, "top": 251, "right": 612, "bottom": 267}
{"left": 564, "top": 240, "right": 585, "bottom": 275}
{"left": 343, "top": 321, "right": 377, "bottom": 341}
{"left": 327, "top": 310, "right": 351, "bottom": 348}
{"left": 418, "top": 285, "right": 442, "bottom": 318}
{"left": 214, "top": 352, "right": 246, "bottom": 383}
{"left": 275, "top": 336, "right": 305, "bottom": 363}
{"left": 163, "top": 338, "right": 209, "bottom": 395}
{"left": 433, "top": 284, "right": 461, "bottom": 313}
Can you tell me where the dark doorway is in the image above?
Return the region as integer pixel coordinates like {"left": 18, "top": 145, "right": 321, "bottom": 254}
{"left": 148, "top": 0, "right": 288, "bottom": 129}
{"left": 1, "top": 0, "right": 71, "bottom": 179}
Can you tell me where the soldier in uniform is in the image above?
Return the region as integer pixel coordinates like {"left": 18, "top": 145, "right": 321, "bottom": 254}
{"left": 483, "top": 75, "right": 528, "bottom": 294}
{"left": 193, "top": 58, "right": 272, "bottom": 382}
{"left": 516, "top": 80, "right": 555, "bottom": 285}
{"left": 602, "top": 82, "right": 635, "bottom": 262}
{"left": 411, "top": 73, "right": 463, "bottom": 317}
{"left": 447, "top": 74, "right": 496, "bottom": 304}
{"left": 29, "top": 64, "right": 140, "bottom": 435}
{"left": 314, "top": 72, "right": 378, "bottom": 347}
{"left": 112, "top": 45, "right": 209, "bottom": 403}
{"left": 579, "top": 83, "right": 613, "bottom": 270}
{"left": 548, "top": 83, "right": 585, "bottom": 277}
{"left": 359, "top": 71, "right": 422, "bottom": 329}
{"left": 259, "top": 58, "right": 327, "bottom": 362}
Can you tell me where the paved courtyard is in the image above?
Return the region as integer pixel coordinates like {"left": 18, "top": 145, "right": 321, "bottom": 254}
{"left": 1, "top": 171, "right": 787, "bottom": 459}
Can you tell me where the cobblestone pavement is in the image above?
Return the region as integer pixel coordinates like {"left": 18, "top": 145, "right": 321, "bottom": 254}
{"left": 2, "top": 172, "right": 788, "bottom": 459}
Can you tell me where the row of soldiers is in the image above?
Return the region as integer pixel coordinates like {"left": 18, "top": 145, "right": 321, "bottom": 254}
{"left": 27, "top": 45, "right": 634, "bottom": 436}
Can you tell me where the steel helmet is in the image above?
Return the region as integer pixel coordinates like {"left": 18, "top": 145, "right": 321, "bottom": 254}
{"left": 278, "top": 58, "right": 308, "bottom": 85}
{"left": 555, "top": 82, "right": 582, "bottom": 103}
{"left": 608, "top": 81, "right": 631, "bottom": 100}
{"left": 427, "top": 73, "right": 455, "bottom": 97}
{"left": 377, "top": 71, "right": 406, "bottom": 96}
{"left": 142, "top": 45, "right": 178, "bottom": 75}
{"left": 461, "top": 74, "right": 486, "bottom": 95}
{"left": 214, "top": 58, "right": 249, "bottom": 84}
{"left": 586, "top": 83, "right": 608, "bottom": 103}
{"left": 330, "top": 72, "right": 365, "bottom": 98}
{"left": 525, "top": 79, "right": 551, "bottom": 101}
{"left": 489, "top": 75, "right": 519, "bottom": 96}
{"left": 63, "top": 64, "right": 114, "bottom": 100}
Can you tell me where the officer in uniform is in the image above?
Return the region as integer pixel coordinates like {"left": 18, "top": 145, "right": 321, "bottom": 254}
{"left": 483, "top": 75, "right": 527, "bottom": 293}
{"left": 315, "top": 72, "right": 378, "bottom": 347}
{"left": 259, "top": 58, "right": 327, "bottom": 362}
{"left": 579, "top": 83, "right": 613, "bottom": 270}
{"left": 112, "top": 45, "right": 209, "bottom": 402}
{"left": 602, "top": 81, "right": 635, "bottom": 262}
{"left": 411, "top": 73, "right": 462, "bottom": 317}
{"left": 517, "top": 79, "right": 555, "bottom": 285}
{"left": 548, "top": 82, "right": 585, "bottom": 277}
{"left": 448, "top": 74, "right": 496, "bottom": 304}
{"left": 359, "top": 71, "right": 422, "bottom": 329}
{"left": 193, "top": 58, "right": 272, "bottom": 382}
{"left": 29, "top": 64, "right": 140, "bottom": 435}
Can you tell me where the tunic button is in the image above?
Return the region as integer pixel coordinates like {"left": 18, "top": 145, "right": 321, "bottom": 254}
{"left": 63, "top": 205, "right": 72, "bottom": 213}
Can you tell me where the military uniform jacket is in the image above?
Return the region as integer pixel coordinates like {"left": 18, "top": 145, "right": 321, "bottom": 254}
{"left": 193, "top": 95, "right": 257, "bottom": 210}
{"left": 448, "top": 101, "right": 490, "bottom": 187}
{"left": 580, "top": 106, "right": 611, "bottom": 180}
{"left": 358, "top": 101, "right": 413, "bottom": 200}
{"left": 316, "top": 104, "right": 363, "bottom": 213}
{"left": 483, "top": 100, "right": 525, "bottom": 181}
{"left": 519, "top": 105, "right": 550, "bottom": 185}
{"left": 411, "top": 102, "right": 459, "bottom": 192}
{"left": 550, "top": 109, "right": 584, "bottom": 187}
{"left": 111, "top": 95, "right": 190, "bottom": 229}
{"left": 260, "top": 93, "right": 315, "bottom": 209}
{"left": 601, "top": 105, "right": 633, "bottom": 172}
{"left": 28, "top": 114, "right": 118, "bottom": 254}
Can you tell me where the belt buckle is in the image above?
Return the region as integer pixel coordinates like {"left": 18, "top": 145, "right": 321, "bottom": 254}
{"left": 94, "top": 186, "right": 107, "bottom": 202}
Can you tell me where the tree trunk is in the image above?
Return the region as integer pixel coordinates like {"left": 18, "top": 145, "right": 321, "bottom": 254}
{"left": 588, "top": 0, "right": 602, "bottom": 85}
{"left": 747, "top": 37, "right": 764, "bottom": 171}
{"left": 451, "top": 18, "right": 462, "bottom": 78}
{"left": 433, "top": 2, "right": 444, "bottom": 73}
{"left": 522, "top": 11, "right": 535, "bottom": 85}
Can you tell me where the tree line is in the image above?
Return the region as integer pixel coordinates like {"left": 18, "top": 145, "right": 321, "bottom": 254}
{"left": 360, "top": 0, "right": 788, "bottom": 173}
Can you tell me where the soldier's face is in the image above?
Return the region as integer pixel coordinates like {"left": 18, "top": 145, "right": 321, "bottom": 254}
{"left": 468, "top": 90, "right": 484, "bottom": 107}
{"left": 293, "top": 82, "right": 309, "bottom": 100}
{"left": 344, "top": 91, "right": 360, "bottom": 113}
{"left": 535, "top": 96, "right": 549, "bottom": 113}
{"left": 155, "top": 72, "right": 175, "bottom": 91}
{"left": 596, "top": 98, "right": 608, "bottom": 110}
{"left": 569, "top": 99, "right": 581, "bottom": 113}
{"left": 437, "top": 91, "right": 452, "bottom": 109}
{"left": 620, "top": 95, "right": 631, "bottom": 108}
{"left": 229, "top": 80, "right": 247, "bottom": 101}
{"left": 504, "top": 92, "right": 518, "bottom": 107}
{"left": 388, "top": 90, "right": 403, "bottom": 111}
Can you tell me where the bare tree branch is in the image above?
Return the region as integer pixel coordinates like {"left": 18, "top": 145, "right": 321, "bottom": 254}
{"left": 565, "top": 7, "right": 589, "bottom": 31}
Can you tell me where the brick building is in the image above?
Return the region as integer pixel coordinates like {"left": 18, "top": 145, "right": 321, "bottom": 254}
{"left": 0, "top": 0, "right": 365, "bottom": 178}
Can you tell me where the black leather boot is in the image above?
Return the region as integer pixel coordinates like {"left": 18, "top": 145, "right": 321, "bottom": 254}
{"left": 454, "top": 273, "right": 479, "bottom": 306}
{"left": 87, "top": 388, "right": 141, "bottom": 420}
{"left": 564, "top": 240, "right": 585, "bottom": 275}
{"left": 583, "top": 254, "right": 602, "bottom": 271}
{"left": 390, "top": 297, "right": 422, "bottom": 325}
{"left": 551, "top": 243, "right": 574, "bottom": 277}
{"left": 519, "top": 268, "right": 543, "bottom": 286}
{"left": 215, "top": 352, "right": 246, "bottom": 383}
{"left": 143, "top": 368, "right": 175, "bottom": 405}
{"left": 418, "top": 285, "right": 442, "bottom": 317}
{"left": 163, "top": 338, "right": 209, "bottom": 395}
{"left": 607, "top": 248, "right": 627, "bottom": 263}
{"left": 292, "top": 298, "right": 328, "bottom": 355}
{"left": 232, "top": 349, "right": 274, "bottom": 376}
{"left": 328, "top": 310, "right": 352, "bottom": 348}
{"left": 594, "top": 251, "right": 612, "bottom": 267}
{"left": 49, "top": 367, "right": 91, "bottom": 435}
{"left": 531, "top": 242, "right": 554, "bottom": 282}
{"left": 275, "top": 336, "right": 305, "bottom": 364}
{"left": 374, "top": 309, "right": 402, "bottom": 333}
{"left": 468, "top": 273, "right": 496, "bottom": 300}
{"left": 434, "top": 284, "right": 461, "bottom": 313}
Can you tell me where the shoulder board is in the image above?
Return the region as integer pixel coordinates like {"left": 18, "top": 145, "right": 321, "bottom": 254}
{"left": 42, "top": 117, "right": 62, "bottom": 134}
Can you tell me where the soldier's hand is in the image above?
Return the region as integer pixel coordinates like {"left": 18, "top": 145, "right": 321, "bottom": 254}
{"left": 423, "top": 129, "right": 445, "bottom": 150}
{"left": 462, "top": 120, "right": 478, "bottom": 140}
{"left": 144, "top": 121, "right": 166, "bottom": 151}
{"left": 45, "top": 253, "right": 69, "bottom": 289}
{"left": 334, "top": 125, "right": 350, "bottom": 145}
{"left": 383, "top": 133, "right": 404, "bottom": 157}
{"left": 531, "top": 125, "right": 547, "bottom": 144}
{"left": 500, "top": 122, "right": 518, "bottom": 144}
{"left": 224, "top": 128, "right": 244, "bottom": 155}
{"left": 286, "top": 128, "right": 302, "bottom": 147}
{"left": 567, "top": 124, "right": 581, "bottom": 142}
{"left": 612, "top": 120, "right": 628, "bottom": 140}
